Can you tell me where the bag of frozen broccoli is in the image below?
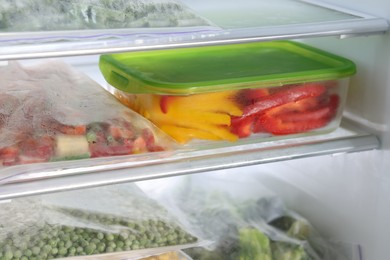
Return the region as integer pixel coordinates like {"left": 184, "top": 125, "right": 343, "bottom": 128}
{"left": 0, "top": 183, "right": 198, "bottom": 259}
{"left": 139, "top": 173, "right": 360, "bottom": 260}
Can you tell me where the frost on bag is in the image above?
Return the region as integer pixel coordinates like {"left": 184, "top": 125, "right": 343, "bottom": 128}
{"left": 144, "top": 174, "right": 352, "bottom": 260}
{"left": 0, "top": 184, "right": 198, "bottom": 259}
{"left": 0, "top": 61, "right": 174, "bottom": 167}
{"left": 0, "top": 0, "right": 211, "bottom": 32}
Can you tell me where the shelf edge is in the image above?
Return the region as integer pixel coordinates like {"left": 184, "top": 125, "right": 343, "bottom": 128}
{"left": 0, "top": 132, "right": 379, "bottom": 201}
{"left": 0, "top": 18, "right": 388, "bottom": 61}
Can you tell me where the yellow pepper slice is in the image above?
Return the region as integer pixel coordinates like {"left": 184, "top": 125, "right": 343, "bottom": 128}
{"left": 160, "top": 125, "right": 223, "bottom": 143}
{"left": 164, "top": 90, "right": 242, "bottom": 116}
{"left": 114, "top": 91, "right": 242, "bottom": 143}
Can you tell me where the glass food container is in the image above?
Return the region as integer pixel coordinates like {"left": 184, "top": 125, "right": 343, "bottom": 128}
{"left": 99, "top": 41, "right": 356, "bottom": 144}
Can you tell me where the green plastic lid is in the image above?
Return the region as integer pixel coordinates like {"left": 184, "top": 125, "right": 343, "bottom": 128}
{"left": 99, "top": 40, "right": 356, "bottom": 95}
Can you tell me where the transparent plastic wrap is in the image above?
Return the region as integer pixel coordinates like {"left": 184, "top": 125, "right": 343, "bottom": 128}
{"left": 0, "top": 60, "right": 175, "bottom": 169}
{"left": 0, "top": 184, "right": 198, "bottom": 259}
{"left": 0, "top": 0, "right": 218, "bottom": 45}
{"left": 0, "top": 0, "right": 212, "bottom": 31}
{"left": 139, "top": 173, "right": 361, "bottom": 260}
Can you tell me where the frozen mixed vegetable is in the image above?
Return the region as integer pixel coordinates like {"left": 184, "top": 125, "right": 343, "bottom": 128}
{"left": 0, "top": 61, "right": 174, "bottom": 167}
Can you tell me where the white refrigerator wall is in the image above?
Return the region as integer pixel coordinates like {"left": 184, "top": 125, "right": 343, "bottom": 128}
{"left": 262, "top": 1, "right": 390, "bottom": 259}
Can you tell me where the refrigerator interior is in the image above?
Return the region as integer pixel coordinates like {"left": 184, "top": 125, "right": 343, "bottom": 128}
{"left": 0, "top": 0, "right": 390, "bottom": 259}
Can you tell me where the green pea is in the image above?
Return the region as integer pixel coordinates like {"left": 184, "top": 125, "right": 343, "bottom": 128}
{"left": 4, "top": 251, "right": 13, "bottom": 260}
{"left": 97, "top": 232, "right": 104, "bottom": 240}
{"left": 127, "top": 223, "right": 135, "bottom": 229}
{"left": 3, "top": 245, "right": 11, "bottom": 252}
{"left": 32, "top": 247, "right": 40, "bottom": 256}
{"left": 69, "top": 247, "right": 76, "bottom": 255}
{"left": 91, "top": 238, "right": 100, "bottom": 244}
{"left": 42, "top": 244, "right": 52, "bottom": 253}
{"left": 138, "top": 226, "right": 146, "bottom": 233}
{"left": 140, "top": 239, "right": 147, "bottom": 246}
{"left": 58, "top": 241, "right": 65, "bottom": 248}
{"left": 108, "top": 241, "right": 116, "bottom": 249}
{"left": 71, "top": 234, "right": 79, "bottom": 242}
{"left": 179, "top": 238, "right": 188, "bottom": 245}
{"left": 14, "top": 250, "right": 22, "bottom": 258}
{"left": 167, "top": 234, "right": 174, "bottom": 242}
{"left": 106, "top": 247, "right": 114, "bottom": 253}
{"left": 59, "top": 247, "right": 68, "bottom": 256}
{"left": 23, "top": 249, "right": 32, "bottom": 257}
{"left": 76, "top": 247, "right": 84, "bottom": 253}
{"left": 117, "top": 241, "right": 124, "bottom": 248}
{"left": 119, "top": 231, "right": 129, "bottom": 240}
{"left": 105, "top": 234, "right": 114, "bottom": 241}
{"left": 86, "top": 244, "right": 96, "bottom": 254}
{"left": 18, "top": 241, "right": 28, "bottom": 251}
{"left": 97, "top": 243, "right": 106, "bottom": 253}
{"left": 51, "top": 248, "right": 59, "bottom": 255}
{"left": 80, "top": 240, "right": 89, "bottom": 247}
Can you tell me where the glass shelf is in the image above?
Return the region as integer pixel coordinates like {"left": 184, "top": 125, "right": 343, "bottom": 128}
{"left": 0, "top": 0, "right": 388, "bottom": 61}
{"left": 0, "top": 120, "right": 380, "bottom": 201}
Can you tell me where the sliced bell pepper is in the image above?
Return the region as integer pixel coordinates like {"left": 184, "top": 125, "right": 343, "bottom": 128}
{"left": 161, "top": 123, "right": 239, "bottom": 143}
{"left": 242, "top": 83, "right": 327, "bottom": 117}
{"left": 258, "top": 94, "right": 339, "bottom": 135}
{"left": 142, "top": 128, "right": 165, "bottom": 152}
{"left": 90, "top": 143, "right": 133, "bottom": 157}
{"left": 236, "top": 88, "right": 270, "bottom": 106}
{"left": 160, "top": 95, "right": 175, "bottom": 114}
{"left": 160, "top": 125, "right": 224, "bottom": 144}
{"left": 159, "top": 91, "right": 242, "bottom": 116}
{"left": 0, "top": 146, "right": 19, "bottom": 166}
{"left": 230, "top": 115, "right": 256, "bottom": 138}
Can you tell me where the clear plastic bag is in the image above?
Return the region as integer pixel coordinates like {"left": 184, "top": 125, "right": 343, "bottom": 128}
{"left": 0, "top": 0, "right": 213, "bottom": 39}
{"left": 0, "top": 60, "right": 175, "bottom": 168}
{"left": 0, "top": 183, "right": 198, "bottom": 259}
{"left": 139, "top": 173, "right": 359, "bottom": 260}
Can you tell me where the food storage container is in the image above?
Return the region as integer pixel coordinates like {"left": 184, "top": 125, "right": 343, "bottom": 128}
{"left": 99, "top": 41, "right": 356, "bottom": 144}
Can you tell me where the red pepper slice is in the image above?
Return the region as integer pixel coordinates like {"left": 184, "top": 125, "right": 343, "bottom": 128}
{"left": 230, "top": 115, "right": 256, "bottom": 138}
{"left": 0, "top": 146, "right": 19, "bottom": 166}
{"left": 142, "top": 128, "right": 164, "bottom": 152}
{"left": 160, "top": 95, "right": 175, "bottom": 114}
{"left": 242, "top": 83, "right": 327, "bottom": 117}
{"left": 258, "top": 94, "right": 339, "bottom": 135}
{"left": 89, "top": 143, "right": 133, "bottom": 157}
{"left": 237, "top": 88, "right": 270, "bottom": 106}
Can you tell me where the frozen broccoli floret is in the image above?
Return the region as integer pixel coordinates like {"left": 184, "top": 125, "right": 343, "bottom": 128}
{"left": 238, "top": 228, "right": 272, "bottom": 260}
{"left": 271, "top": 241, "right": 312, "bottom": 260}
